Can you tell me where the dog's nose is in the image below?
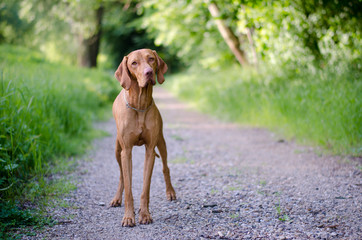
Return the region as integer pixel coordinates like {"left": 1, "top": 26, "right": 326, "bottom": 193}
{"left": 144, "top": 67, "right": 153, "bottom": 77}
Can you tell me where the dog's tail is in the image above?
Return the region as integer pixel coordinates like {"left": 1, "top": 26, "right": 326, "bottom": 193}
{"left": 154, "top": 150, "right": 160, "bottom": 158}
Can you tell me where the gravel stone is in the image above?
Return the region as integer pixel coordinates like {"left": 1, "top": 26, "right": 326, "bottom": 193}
{"left": 27, "top": 88, "right": 362, "bottom": 240}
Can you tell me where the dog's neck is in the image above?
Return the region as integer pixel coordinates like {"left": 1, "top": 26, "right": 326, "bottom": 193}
{"left": 125, "top": 83, "right": 153, "bottom": 111}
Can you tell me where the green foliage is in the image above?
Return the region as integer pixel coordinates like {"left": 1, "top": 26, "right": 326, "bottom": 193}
{"left": 0, "top": 44, "right": 119, "bottom": 199}
{"left": 0, "top": 0, "right": 180, "bottom": 69}
{"left": 0, "top": 0, "right": 109, "bottom": 65}
{"left": 1, "top": 0, "right": 361, "bottom": 69}
{"left": 141, "top": 0, "right": 234, "bottom": 68}
{"left": 0, "top": 200, "right": 42, "bottom": 239}
{"left": 0, "top": 0, "right": 31, "bottom": 44}
{"left": 239, "top": 0, "right": 361, "bottom": 65}
{"left": 167, "top": 61, "right": 361, "bottom": 156}
{"left": 141, "top": 0, "right": 361, "bottom": 68}
{"left": 101, "top": 1, "right": 181, "bottom": 71}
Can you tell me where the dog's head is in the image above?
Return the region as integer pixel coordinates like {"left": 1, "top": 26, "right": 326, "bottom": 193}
{"left": 115, "top": 49, "right": 168, "bottom": 90}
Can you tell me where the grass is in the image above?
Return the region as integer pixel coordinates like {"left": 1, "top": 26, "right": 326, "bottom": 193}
{"left": 171, "top": 134, "right": 184, "bottom": 141}
{"left": 166, "top": 61, "right": 361, "bottom": 156}
{"left": 170, "top": 156, "right": 194, "bottom": 164}
{"left": 0, "top": 200, "right": 53, "bottom": 239}
{"left": 0, "top": 45, "right": 119, "bottom": 237}
{"left": 275, "top": 203, "right": 290, "bottom": 222}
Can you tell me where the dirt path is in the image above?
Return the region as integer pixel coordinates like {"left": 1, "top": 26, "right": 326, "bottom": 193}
{"left": 34, "top": 88, "right": 361, "bottom": 239}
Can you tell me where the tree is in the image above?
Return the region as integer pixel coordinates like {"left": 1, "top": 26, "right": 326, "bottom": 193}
{"left": 291, "top": 0, "right": 362, "bottom": 62}
{"left": 141, "top": 0, "right": 237, "bottom": 68}
{"left": 1, "top": 0, "right": 360, "bottom": 69}
{"left": 0, "top": 0, "right": 31, "bottom": 44}
{"left": 78, "top": 4, "right": 104, "bottom": 68}
{"left": 1, "top": 0, "right": 110, "bottom": 68}
{"left": 206, "top": 1, "right": 248, "bottom": 66}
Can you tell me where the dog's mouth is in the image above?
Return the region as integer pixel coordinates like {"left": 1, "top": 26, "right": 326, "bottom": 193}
{"left": 149, "top": 77, "right": 156, "bottom": 85}
{"left": 139, "top": 77, "right": 156, "bottom": 88}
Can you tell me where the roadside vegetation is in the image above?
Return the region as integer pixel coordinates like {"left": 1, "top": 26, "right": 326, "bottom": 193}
{"left": 142, "top": 0, "right": 361, "bottom": 156}
{"left": 0, "top": 45, "right": 119, "bottom": 238}
{"left": 167, "top": 62, "right": 361, "bottom": 156}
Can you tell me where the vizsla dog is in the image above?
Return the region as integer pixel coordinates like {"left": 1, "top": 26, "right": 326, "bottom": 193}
{"left": 110, "top": 49, "right": 176, "bottom": 227}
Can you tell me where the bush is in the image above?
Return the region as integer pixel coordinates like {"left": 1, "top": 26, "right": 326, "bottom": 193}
{"left": 0, "top": 44, "right": 119, "bottom": 199}
{"left": 167, "top": 61, "right": 361, "bottom": 155}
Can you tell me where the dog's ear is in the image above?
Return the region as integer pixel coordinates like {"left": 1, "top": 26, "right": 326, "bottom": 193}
{"left": 115, "top": 56, "right": 132, "bottom": 90}
{"left": 153, "top": 50, "right": 168, "bottom": 84}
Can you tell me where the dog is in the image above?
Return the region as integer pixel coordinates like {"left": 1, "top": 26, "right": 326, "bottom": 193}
{"left": 110, "top": 49, "right": 176, "bottom": 227}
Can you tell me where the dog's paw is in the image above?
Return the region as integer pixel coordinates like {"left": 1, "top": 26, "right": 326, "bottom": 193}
{"left": 122, "top": 213, "right": 136, "bottom": 227}
{"left": 109, "top": 197, "right": 122, "bottom": 207}
{"left": 139, "top": 211, "right": 153, "bottom": 225}
{"left": 166, "top": 188, "right": 176, "bottom": 201}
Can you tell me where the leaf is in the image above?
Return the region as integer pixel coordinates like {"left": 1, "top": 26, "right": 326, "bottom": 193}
{"left": 27, "top": 96, "right": 34, "bottom": 110}
{"left": 4, "top": 163, "right": 19, "bottom": 171}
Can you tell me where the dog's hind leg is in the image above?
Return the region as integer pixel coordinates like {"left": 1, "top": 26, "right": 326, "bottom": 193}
{"left": 157, "top": 133, "right": 176, "bottom": 201}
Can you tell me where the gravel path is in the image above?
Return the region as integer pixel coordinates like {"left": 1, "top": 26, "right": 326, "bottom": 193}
{"left": 34, "top": 88, "right": 361, "bottom": 239}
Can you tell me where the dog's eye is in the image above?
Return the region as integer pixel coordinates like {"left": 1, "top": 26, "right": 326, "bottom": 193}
{"left": 148, "top": 57, "right": 155, "bottom": 62}
{"left": 131, "top": 61, "right": 137, "bottom": 66}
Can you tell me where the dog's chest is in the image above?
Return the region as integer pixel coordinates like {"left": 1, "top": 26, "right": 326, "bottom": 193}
{"left": 128, "top": 112, "right": 153, "bottom": 145}
{"left": 135, "top": 112, "right": 147, "bottom": 131}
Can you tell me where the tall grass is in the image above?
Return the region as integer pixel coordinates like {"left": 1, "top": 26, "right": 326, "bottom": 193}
{"left": 0, "top": 45, "right": 119, "bottom": 236}
{"left": 167, "top": 62, "right": 361, "bottom": 156}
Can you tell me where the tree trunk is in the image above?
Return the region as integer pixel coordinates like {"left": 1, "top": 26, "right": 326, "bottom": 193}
{"left": 241, "top": 5, "right": 258, "bottom": 66}
{"left": 78, "top": 5, "right": 104, "bottom": 68}
{"left": 207, "top": 2, "right": 248, "bottom": 66}
{"left": 245, "top": 27, "right": 258, "bottom": 65}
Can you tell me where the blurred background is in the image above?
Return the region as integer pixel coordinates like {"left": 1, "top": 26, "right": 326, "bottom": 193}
{"left": 1, "top": 0, "right": 361, "bottom": 71}
{"left": 0, "top": 0, "right": 361, "bottom": 236}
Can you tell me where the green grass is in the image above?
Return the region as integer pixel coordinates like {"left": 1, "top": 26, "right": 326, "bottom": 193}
{"left": 0, "top": 200, "right": 51, "bottom": 239}
{"left": 0, "top": 45, "right": 119, "bottom": 237}
{"left": 166, "top": 61, "right": 361, "bottom": 156}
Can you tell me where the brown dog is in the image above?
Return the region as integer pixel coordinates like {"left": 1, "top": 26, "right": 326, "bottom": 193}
{"left": 110, "top": 49, "right": 176, "bottom": 227}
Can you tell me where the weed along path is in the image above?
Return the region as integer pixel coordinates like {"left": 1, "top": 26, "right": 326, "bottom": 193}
{"left": 34, "top": 88, "right": 361, "bottom": 239}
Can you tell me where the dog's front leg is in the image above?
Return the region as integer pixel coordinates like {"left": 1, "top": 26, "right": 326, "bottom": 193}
{"left": 121, "top": 147, "right": 135, "bottom": 227}
{"left": 139, "top": 145, "right": 156, "bottom": 224}
{"left": 110, "top": 140, "right": 124, "bottom": 207}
